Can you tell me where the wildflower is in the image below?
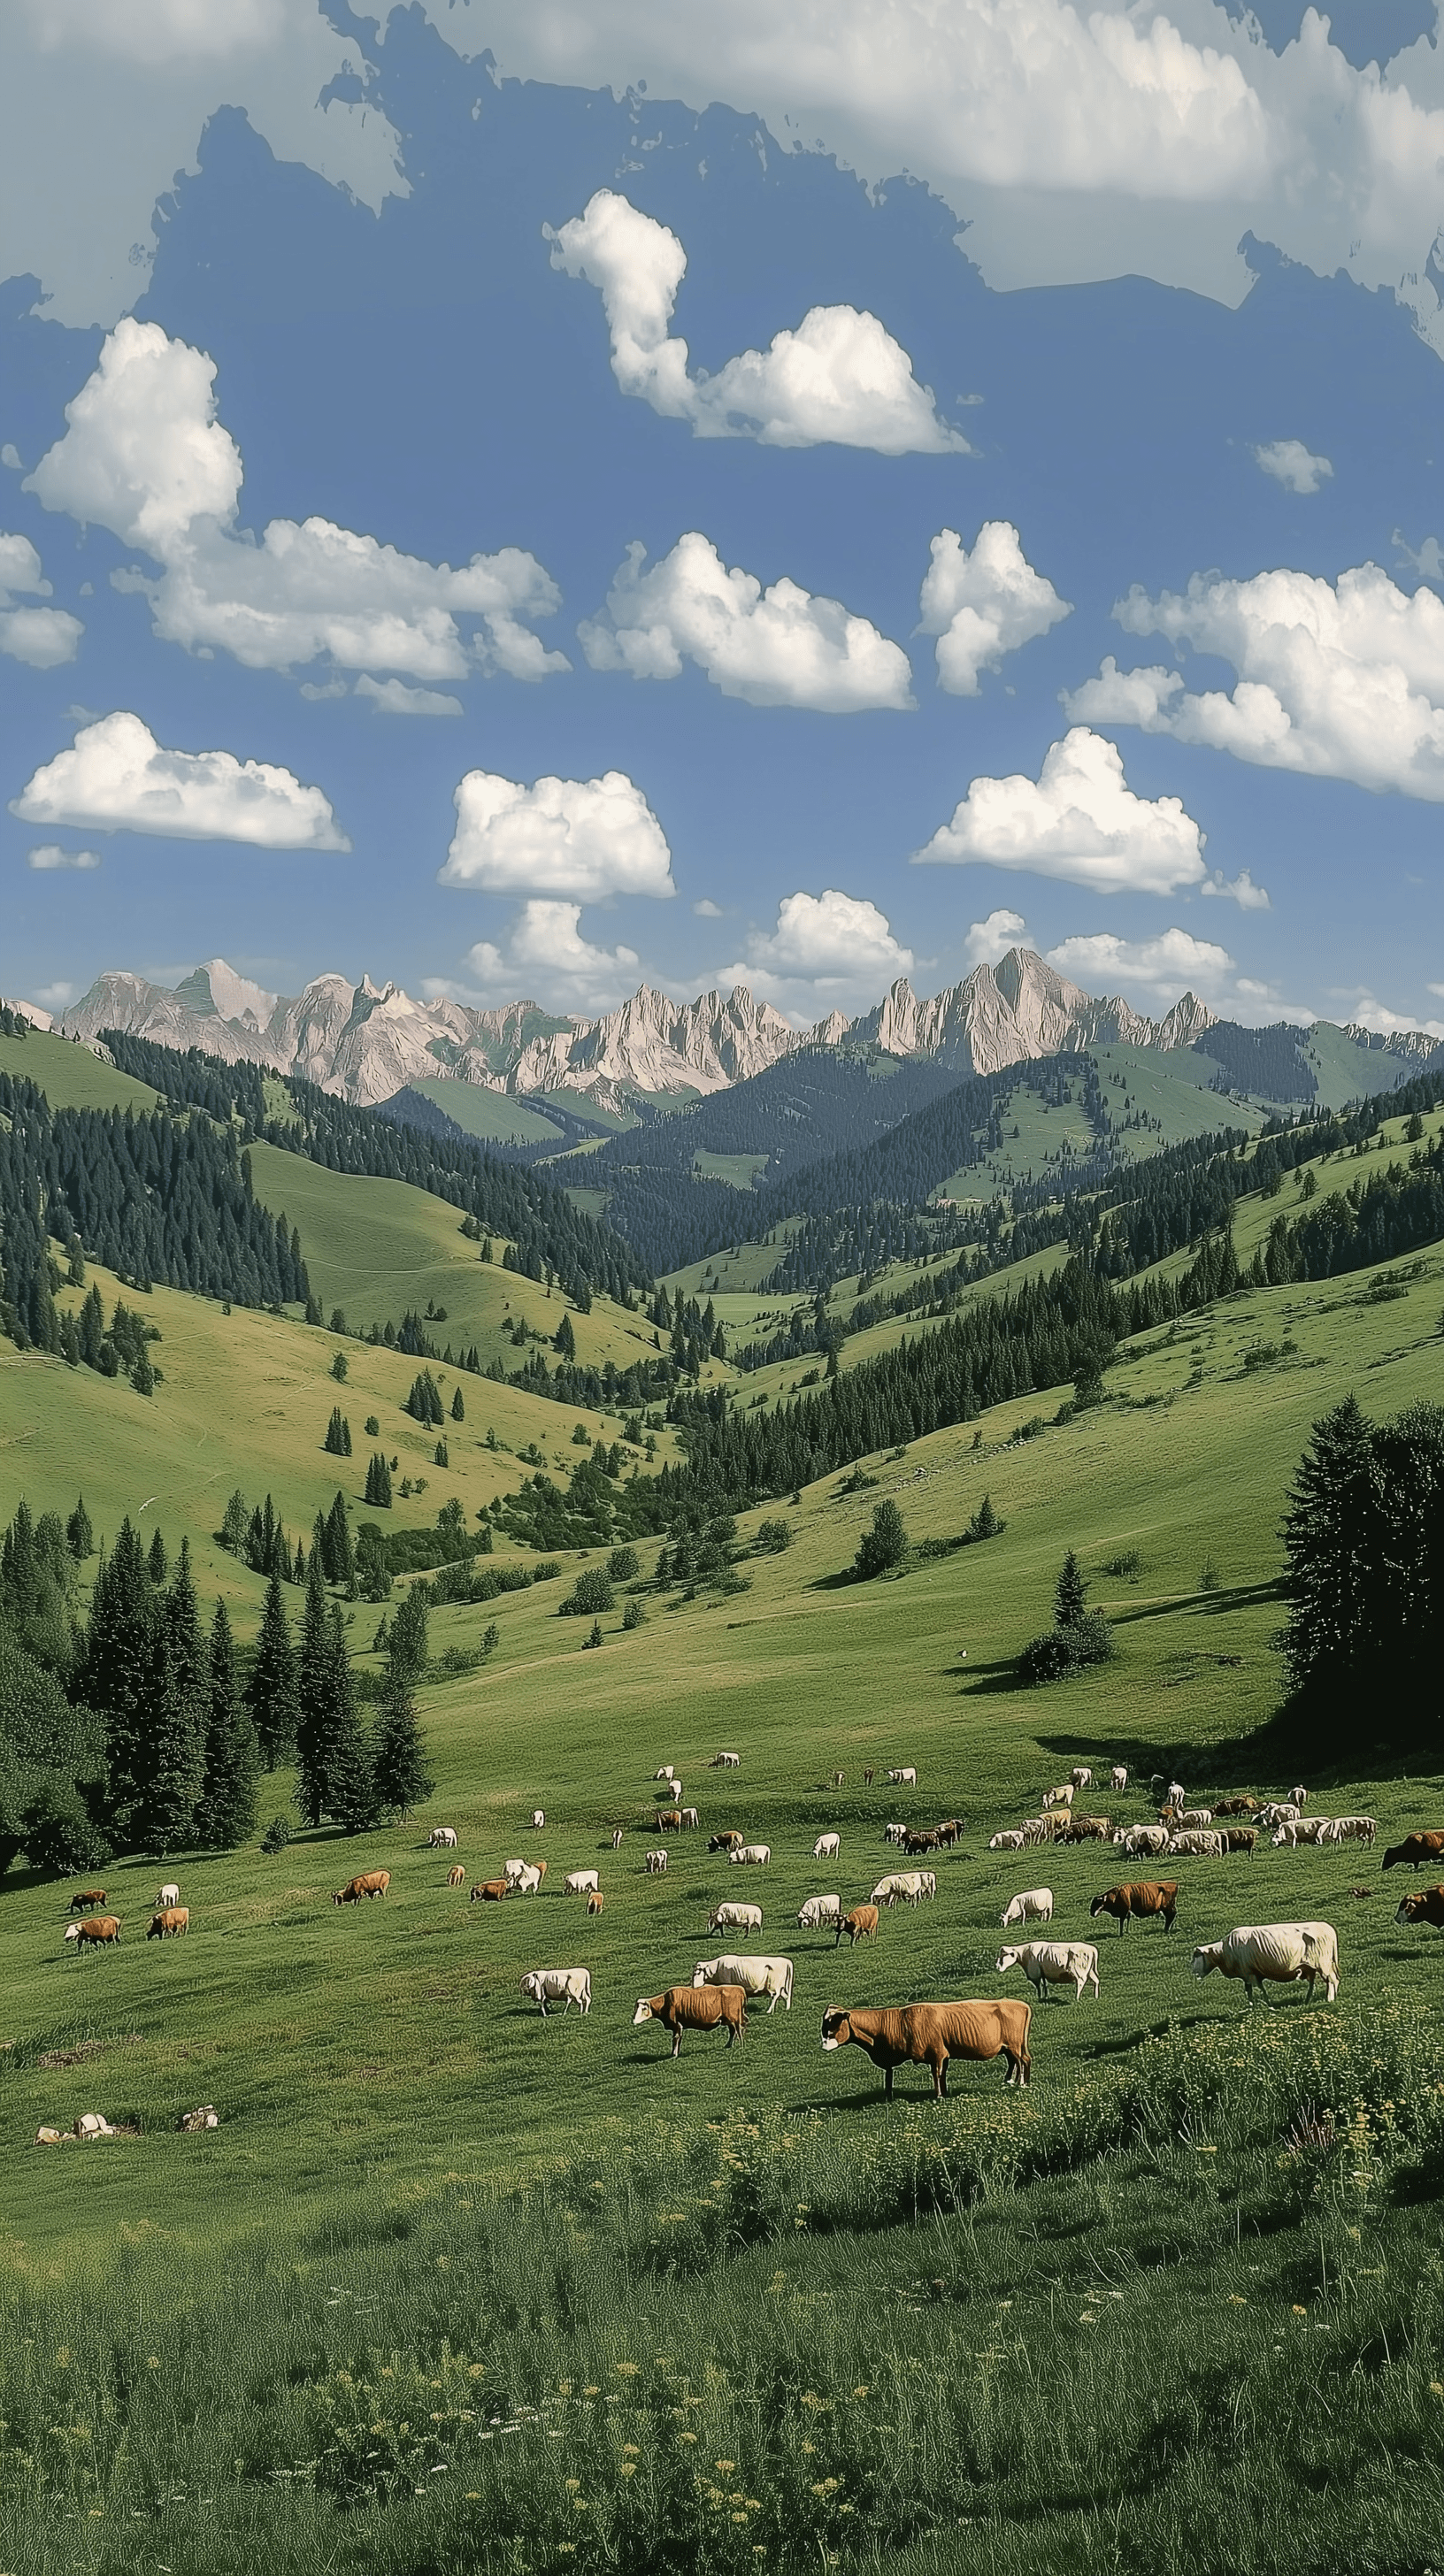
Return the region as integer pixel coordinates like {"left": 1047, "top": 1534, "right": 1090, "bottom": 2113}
{"left": 583, "top": 2387, "right": 601, "bottom": 2396}
{"left": 565, "top": 2479, "right": 581, "bottom": 2493}
{"left": 852, "top": 2386, "right": 870, "bottom": 2398}
{"left": 1432, "top": 2383, "right": 1444, "bottom": 2398}
{"left": 146, "top": 2357, "right": 161, "bottom": 2371}
{"left": 1293, "top": 2305, "right": 1308, "bottom": 2316}
{"left": 622, "top": 2445, "right": 640, "bottom": 2457}
{"left": 615, "top": 2363, "right": 640, "bottom": 2377}
{"left": 716, "top": 2460, "right": 736, "bottom": 2473}
{"left": 678, "top": 2432, "right": 697, "bottom": 2444}
{"left": 1229, "top": 2296, "right": 1248, "bottom": 2306}
{"left": 620, "top": 2463, "right": 637, "bottom": 2477}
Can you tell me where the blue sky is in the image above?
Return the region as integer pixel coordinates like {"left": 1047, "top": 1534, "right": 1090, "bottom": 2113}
{"left": 2, "top": 0, "right": 1443, "bottom": 1036}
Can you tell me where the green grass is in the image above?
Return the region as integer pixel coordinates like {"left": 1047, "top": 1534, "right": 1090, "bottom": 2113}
{"left": 405, "top": 1077, "right": 568, "bottom": 1147}
{"left": 0, "top": 1027, "right": 161, "bottom": 1115}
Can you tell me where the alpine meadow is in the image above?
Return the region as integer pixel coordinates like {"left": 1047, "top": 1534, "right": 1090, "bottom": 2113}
{"left": 8, "top": 8, "right": 1444, "bottom": 2570}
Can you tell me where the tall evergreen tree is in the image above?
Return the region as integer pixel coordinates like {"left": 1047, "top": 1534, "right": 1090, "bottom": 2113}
{"left": 371, "top": 1663, "right": 434, "bottom": 1822}
{"left": 387, "top": 1584, "right": 429, "bottom": 1686}
{"left": 80, "top": 1519, "right": 157, "bottom": 1844}
{"left": 296, "top": 1552, "right": 334, "bottom": 1828}
{"left": 322, "top": 1604, "right": 376, "bottom": 1833}
{"left": 365, "top": 1452, "right": 393, "bottom": 1508}
{"left": 196, "top": 1598, "right": 260, "bottom": 1848}
{"left": 248, "top": 1569, "right": 300, "bottom": 1770}
{"left": 1055, "top": 1551, "right": 1088, "bottom": 1631}
{"left": 65, "top": 1495, "right": 94, "bottom": 1560}
{"left": 324, "top": 1491, "right": 356, "bottom": 1593}
{"left": 132, "top": 1538, "right": 207, "bottom": 1854}
{"left": 148, "top": 1526, "right": 169, "bottom": 1586}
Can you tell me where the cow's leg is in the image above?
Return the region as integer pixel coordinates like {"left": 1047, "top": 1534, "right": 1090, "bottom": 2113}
{"left": 672, "top": 2028, "right": 682, "bottom": 2057}
{"left": 935, "top": 2053, "right": 949, "bottom": 2100}
{"left": 883, "top": 2065, "right": 894, "bottom": 2100}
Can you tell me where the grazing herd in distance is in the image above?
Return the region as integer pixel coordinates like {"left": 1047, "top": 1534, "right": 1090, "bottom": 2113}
{"left": 47, "top": 1747, "right": 1444, "bottom": 2098}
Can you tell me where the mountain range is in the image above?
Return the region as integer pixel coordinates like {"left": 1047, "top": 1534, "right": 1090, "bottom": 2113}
{"left": 42, "top": 951, "right": 1223, "bottom": 1110}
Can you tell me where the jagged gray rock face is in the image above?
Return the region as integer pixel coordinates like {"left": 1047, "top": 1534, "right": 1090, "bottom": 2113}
{"left": 59, "top": 948, "right": 1220, "bottom": 1108}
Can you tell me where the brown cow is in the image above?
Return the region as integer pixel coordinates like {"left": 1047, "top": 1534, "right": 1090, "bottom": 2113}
{"left": 863, "top": 1768, "right": 875, "bottom": 1787}
{"left": 1089, "top": 1881, "right": 1178, "bottom": 1935}
{"left": 68, "top": 1888, "right": 106, "bottom": 1914}
{"left": 656, "top": 1808, "right": 683, "bottom": 1832}
{"left": 834, "top": 1903, "right": 879, "bottom": 1947}
{"left": 72, "top": 1915, "right": 121, "bottom": 1950}
{"left": 587, "top": 1890, "right": 604, "bottom": 1917}
{"left": 821, "top": 1999, "right": 1031, "bottom": 2096}
{"left": 1383, "top": 1832, "right": 1444, "bottom": 1872}
{"left": 633, "top": 1985, "right": 747, "bottom": 2055}
{"left": 147, "top": 1906, "right": 189, "bottom": 1939}
{"left": 708, "top": 1830, "right": 744, "bottom": 1854}
{"left": 1394, "top": 1885, "right": 1444, "bottom": 1930}
{"left": 447, "top": 1864, "right": 465, "bottom": 1888}
{"left": 903, "top": 1830, "right": 941, "bottom": 1856}
{"left": 1214, "top": 1797, "right": 1259, "bottom": 1817}
{"left": 1064, "top": 1815, "right": 1111, "bottom": 1843}
{"left": 333, "top": 1870, "right": 390, "bottom": 1905}
{"left": 470, "top": 1879, "right": 510, "bottom": 1902}
{"left": 936, "top": 1819, "right": 964, "bottom": 1847}
{"left": 1221, "top": 1828, "right": 1257, "bottom": 1858}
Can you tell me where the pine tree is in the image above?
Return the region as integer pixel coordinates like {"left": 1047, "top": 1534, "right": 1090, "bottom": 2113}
{"left": 323, "top": 1605, "right": 376, "bottom": 1832}
{"left": 65, "top": 1495, "right": 94, "bottom": 1560}
{"left": 365, "top": 1452, "right": 393, "bottom": 1508}
{"left": 248, "top": 1568, "right": 300, "bottom": 1770}
{"left": 148, "top": 1526, "right": 169, "bottom": 1586}
{"left": 450, "top": 1386, "right": 465, "bottom": 1422}
{"left": 371, "top": 1665, "right": 434, "bottom": 1821}
{"left": 81, "top": 1519, "right": 157, "bottom": 1844}
{"left": 388, "top": 1584, "right": 429, "bottom": 1685}
{"left": 1279, "top": 1395, "right": 1383, "bottom": 1704}
{"left": 132, "top": 1342, "right": 156, "bottom": 1397}
{"left": 969, "top": 1492, "right": 1001, "bottom": 1540}
{"left": 1055, "top": 1551, "right": 1088, "bottom": 1630}
{"left": 324, "top": 1406, "right": 350, "bottom": 1455}
{"left": 555, "top": 1311, "right": 576, "bottom": 1361}
{"left": 325, "top": 1491, "right": 356, "bottom": 1593}
{"left": 296, "top": 1553, "right": 334, "bottom": 1827}
{"left": 219, "top": 1490, "right": 249, "bottom": 1553}
{"left": 196, "top": 1599, "right": 260, "bottom": 1847}
{"left": 134, "top": 1540, "right": 208, "bottom": 1853}
{"left": 434, "top": 1438, "right": 449, "bottom": 1468}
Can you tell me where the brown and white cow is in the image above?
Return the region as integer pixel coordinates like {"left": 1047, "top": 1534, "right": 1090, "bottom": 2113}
{"left": 146, "top": 1906, "right": 189, "bottom": 1939}
{"left": 68, "top": 1888, "right": 107, "bottom": 1914}
{"left": 471, "top": 1878, "right": 510, "bottom": 1902}
{"left": 68, "top": 1914, "right": 121, "bottom": 1951}
{"left": 1382, "top": 1833, "right": 1444, "bottom": 1872}
{"left": 447, "top": 1864, "right": 465, "bottom": 1887}
{"left": 820, "top": 1998, "right": 1032, "bottom": 2096}
{"left": 1394, "top": 1885, "right": 1444, "bottom": 1931}
{"left": 834, "top": 1904, "right": 879, "bottom": 1947}
{"left": 633, "top": 1985, "right": 747, "bottom": 2056}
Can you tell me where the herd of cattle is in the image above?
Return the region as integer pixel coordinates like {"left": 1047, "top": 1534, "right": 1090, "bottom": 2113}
{"left": 53, "top": 1758, "right": 1444, "bottom": 2100}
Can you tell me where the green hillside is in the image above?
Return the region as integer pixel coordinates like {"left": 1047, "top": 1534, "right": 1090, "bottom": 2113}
{"left": 0, "top": 1024, "right": 162, "bottom": 1115}
{"left": 404, "top": 1077, "right": 568, "bottom": 1146}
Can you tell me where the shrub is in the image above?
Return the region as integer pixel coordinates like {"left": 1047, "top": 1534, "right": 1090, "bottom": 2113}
{"left": 585, "top": 1619, "right": 603, "bottom": 1649}
{"left": 1018, "top": 1609, "right": 1114, "bottom": 1686}
{"left": 260, "top": 1814, "right": 292, "bottom": 1857}
{"left": 622, "top": 1596, "right": 645, "bottom": 1630}
{"left": 855, "top": 1499, "right": 907, "bottom": 1580}
{"left": 1102, "top": 1547, "right": 1142, "bottom": 1578}
{"left": 607, "top": 1545, "right": 639, "bottom": 1582}
{"left": 755, "top": 1517, "right": 792, "bottom": 1552}
{"left": 559, "top": 1566, "right": 615, "bottom": 1618}
{"left": 22, "top": 1782, "right": 109, "bottom": 1874}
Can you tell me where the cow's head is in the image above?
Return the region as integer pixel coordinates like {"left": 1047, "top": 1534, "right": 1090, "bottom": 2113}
{"left": 1190, "top": 1944, "right": 1222, "bottom": 1980}
{"left": 820, "top": 2006, "right": 852, "bottom": 2051}
{"left": 632, "top": 1997, "right": 657, "bottom": 2026}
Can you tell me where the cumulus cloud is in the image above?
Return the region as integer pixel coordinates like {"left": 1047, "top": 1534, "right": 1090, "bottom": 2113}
{"left": 0, "top": 530, "right": 83, "bottom": 668}
{"left": 1, "top": 448, "right": 22, "bottom": 471}
{"left": 1255, "top": 439, "right": 1333, "bottom": 495}
{"left": 964, "top": 907, "right": 1028, "bottom": 967}
{"left": 1045, "top": 926, "right": 1236, "bottom": 1001}
{"left": 1329, "top": 988, "right": 1444, "bottom": 1040}
{"left": 431, "top": 902, "right": 642, "bottom": 1012}
{"left": 918, "top": 523, "right": 1070, "bottom": 694}
{"left": 354, "top": 674, "right": 463, "bottom": 716}
{"left": 580, "top": 532, "right": 912, "bottom": 711}
{"left": 27, "top": 319, "right": 567, "bottom": 684}
{"left": 33, "top": 981, "right": 79, "bottom": 1009}
{"left": 1064, "top": 562, "right": 1444, "bottom": 801}
{"left": 27, "top": 844, "right": 100, "bottom": 870}
{"left": 716, "top": 886, "right": 914, "bottom": 1016}
{"left": 440, "top": 768, "right": 675, "bottom": 901}
{"left": 1200, "top": 868, "right": 1270, "bottom": 908}
{"left": 693, "top": 897, "right": 724, "bottom": 918}
{"left": 549, "top": 190, "right": 966, "bottom": 454}
{"left": 914, "top": 726, "right": 1207, "bottom": 894}
{"left": 11, "top": 711, "right": 349, "bottom": 849}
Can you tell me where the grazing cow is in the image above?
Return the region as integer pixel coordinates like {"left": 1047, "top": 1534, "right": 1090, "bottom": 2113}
{"left": 904, "top": 1830, "right": 942, "bottom": 1856}
{"left": 68, "top": 1889, "right": 106, "bottom": 1914}
{"left": 989, "top": 1829, "right": 1027, "bottom": 1852}
{"left": 1064, "top": 1815, "right": 1111, "bottom": 1844}
{"left": 871, "top": 1871, "right": 934, "bottom": 1908}
{"left": 1167, "top": 1831, "right": 1225, "bottom": 1859}
{"left": 709, "top": 1830, "right": 744, "bottom": 1855}
{"left": 1259, "top": 1802, "right": 1302, "bottom": 1829}
{"left": 508, "top": 1863, "right": 544, "bottom": 1896}
{"left": 1190, "top": 1921, "right": 1340, "bottom": 2005}
{"left": 655, "top": 1767, "right": 677, "bottom": 1782}
{"left": 333, "top": 1871, "right": 390, "bottom": 1904}
{"left": 711, "top": 1752, "right": 741, "bottom": 1768}
{"left": 69, "top": 1914, "right": 121, "bottom": 1950}
{"left": 565, "top": 1869, "right": 600, "bottom": 1897}
{"left": 447, "top": 1865, "right": 465, "bottom": 1887}
{"left": 830, "top": 1771, "right": 845, "bottom": 1790}
{"left": 796, "top": 1894, "right": 841, "bottom": 1931}
{"left": 1221, "top": 1828, "right": 1257, "bottom": 1859}
{"left": 728, "top": 1844, "right": 771, "bottom": 1867}
{"left": 997, "top": 1940, "right": 1101, "bottom": 2004}
{"left": 883, "top": 1823, "right": 910, "bottom": 1848}
{"left": 1394, "top": 1886, "right": 1444, "bottom": 1930}
{"left": 147, "top": 1906, "right": 188, "bottom": 1939}
{"left": 936, "top": 1820, "right": 964, "bottom": 1846}
{"left": 836, "top": 1904, "right": 879, "bottom": 1946}
{"left": 427, "top": 1828, "right": 458, "bottom": 1849}
{"left": 1271, "top": 1818, "right": 1333, "bottom": 1849}
{"left": 1214, "top": 1797, "right": 1259, "bottom": 1818}
{"left": 1041, "top": 1784, "right": 1075, "bottom": 1810}
{"left": 634, "top": 1985, "right": 748, "bottom": 2055}
{"left": 154, "top": 1882, "right": 180, "bottom": 1909}
{"left": 611, "top": 1828, "right": 623, "bottom": 1851}
{"left": 1090, "top": 1882, "right": 1178, "bottom": 1935}
{"left": 521, "top": 1967, "right": 591, "bottom": 2016}
{"left": 1115, "top": 1824, "right": 1171, "bottom": 1858}
{"left": 820, "top": 1998, "right": 1032, "bottom": 2096}
{"left": 1071, "top": 1767, "right": 1094, "bottom": 1790}
{"left": 1323, "top": 1815, "right": 1378, "bottom": 1847}
{"left": 588, "top": 1890, "right": 604, "bottom": 1917}
{"left": 645, "top": 1849, "right": 668, "bottom": 1874}
{"left": 1382, "top": 1832, "right": 1444, "bottom": 1873}
{"left": 471, "top": 1879, "right": 510, "bottom": 1902}
{"left": 887, "top": 1767, "right": 918, "bottom": 1786}
{"left": 693, "top": 1953, "right": 794, "bottom": 2012}
{"left": 1000, "top": 1887, "right": 1054, "bottom": 1930}
{"left": 814, "top": 1832, "right": 841, "bottom": 1861}
{"left": 680, "top": 1807, "right": 700, "bottom": 1831}
{"left": 661, "top": 1782, "right": 684, "bottom": 1807}
{"left": 532, "top": 1810, "right": 545, "bottom": 1830}
{"left": 863, "top": 1768, "right": 875, "bottom": 1787}
{"left": 1110, "top": 1767, "right": 1129, "bottom": 1793}
{"left": 656, "top": 1808, "right": 683, "bottom": 1833}
{"left": 1175, "top": 1809, "right": 1213, "bottom": 1832}
{"left": 710, "top": 1899, "right": 763, "bottom": 1935}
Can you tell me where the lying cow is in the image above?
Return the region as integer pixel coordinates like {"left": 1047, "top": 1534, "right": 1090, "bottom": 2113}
{"left": 820, "top": 1998, "right": 1032, "bottom": 2096}
{"left": 996, "top": 1939, "right": 1101, "bottom": 2004}
{"left": 147, "top": 1906, "right": 189, "bottom": 1939}
{"left": 1190, "top": 1920, "right": 1339, "bottom": 2005}
{"left": 521, "top": 1967, "right": 591, "bottom": 2016}
{"left": 634, "top": 1985, "right": 747, "bottom": 2055}
{"left": 1089, "top": 1882, "right": 1177, "bottom": 1935}
{"left": 693, "top": 1953, "right": 794, "bottom": 2012}
{"left": 835, "top": 1904, "right": 879, "bottom": 1946}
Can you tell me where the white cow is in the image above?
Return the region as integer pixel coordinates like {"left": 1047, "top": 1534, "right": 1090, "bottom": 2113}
{"left": 1166, "top": 1782, "right": 1186, "bottom": 1809}
{"left": 1175, "top": 1809, "right": 1214, "bottom": 1831}
{"left": 1071, "top": 1767, "right": 1093, "bottom": 1790}
{"left": 1258, "top": 1802, "right": 1300, "bottom": 1828}
{"left": 680, "top": 1807, "right": 700, "bottom": 1830}
{"left": 1190, "top": 1921, "right": 1339, "bottom": 2005}
{"left": 711, "top": 1752, "right": 741, "bottom": 1768}
{"left": 155, "top": 1882, "right": 180, "bottom": 1908}
{"left": 797, "top": 1894, "right": 841, "bottom": 1930}
{"left": 1001, "top": 1887, "right": 1054, "bottom": 1929}
{"left": 1116, "top": 1824, "right": 1171, "bottom": 1858}
{"left": 1271, "top": 1817, "right": 1333, "bottom": 1849}
{"left": 988, "top": 1829, "right": 1027, "bottom": 1852}
{"left": 1020, "top": 1817, "right": 1059, "bottom": 1847}
{"left": 728, "top": 1844, "right": 771, "bottom": 1867}
{"left": 692, "top": 1953, "right": 794, "bottom": 2012}
{"left": 813, "top": 1832, "right": 841, "bottom": 1861}
{"left": 1041, "top": 1784, "right": 1075, "bottom": 1810}
{"left": 887, "top": 1767, "right": 918, "bottom": 1786}
{"left": 645, "top": 1849, "right": 668, "bottom": 1874}
{"left": 426, "top": 1828, "right": 457, "bottom": 1850}
{"left": 710, "top": 1899, "right": 763, "bottom": 1935}
{"left": 565, "top": 1869, "right": 600, "bottom": 1897}
{"left": 520, "top": 1967, "right": 591, "bottom": 2016}
{"left": 508, "top": 1862, "right": 543, "bottom": 1895}
{"left": 1168, "top": 1831, "right": 1225, "bottom": 1859}
{"left": 997, "top": 1940, "right": 1101, "bottom": 2004}
{"left": 531, "top": 1809, "right": 545, "bottom": 1830}
{"left": 1110, "top": 1767, "right": 1129, "bottom": 1792}
{"left": 1290, "top": 1786, "right": 1309, "bottom": 1808}
{"left": 656, "top": 1767, "right": 677, "bottom": 1782}
{"left": 883, "top": 1823, "right": 910, "bottom": 1847}
{"left": 871, "top": 1871, "right": 933, "bottom": 1908}
{"left": 611, "top": 1828, "right": 624, "bottom": 1851}
{"left": 1323, "top": 1815, "right": 1378, "bottom": 1846}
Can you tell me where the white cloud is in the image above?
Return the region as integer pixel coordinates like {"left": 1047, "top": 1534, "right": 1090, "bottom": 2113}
{"left": 1254, "top": 439, "right": 1333, "bottom": 495}
{"left": 1065, "top": 562, "right": 1444, "bottom": 801}
{"left": 27, "top": 319, "right": 567, "bottom": 684}
{"left": 440, "top": 767, "right": 675, "bottom": 900}
{"left": 918, "top": 523, "right": 1070, "bottom": 694}
{"left": 717, "top": 886, "right": 914, "bottom": 1016}
{"left": 1328, "top": 988, "right": 1444, "bottom": 1040}
{"left": 21, "top": 0, "right": 294, "bottom": 66}
{"left": 914, "top": 726, "right": 1207, "bottom": 894}
{"left": 1200, "top": 868, "right": 1270, "bottom": 909}
{"left": 0, "top": 530, "right": 83, "bottom": 668}
{"left": 1, "top": 447, "right": 22, "bottom": 471}
{"left": 964, "top": 907, "right": 1028, "bottom": 967}
{"left": 355, "top": 674, "right": 463, "bottom": 716}
{"left": 11, "top": 710, "right": 349, "bottom": 850}
{"left": 549, "top": 190, "right": 966, "bottom": 454}
{"left": 580, "top": 532, "right": 912, "bottom": 711}
{"left": 33, "top": 981, "right": 78, "bottom": 1008}
{"left": 434, "top": 902, "right": 642, "bottom": 1011}
{"left": 693, "top": 897, "right": 724, "bottom": 918}
{"left": 1046, "top": 926, "right": 1236, "bottom": 1001}
{"left": 27, "top": 844, "right": 100, "bottom": 870}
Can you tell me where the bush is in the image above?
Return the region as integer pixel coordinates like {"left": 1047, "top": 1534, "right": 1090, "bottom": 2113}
{"left": 855, "top": 1499, "right": 908, "bottom": 1580}
{"left": 607, "top": 1545, "right": 639, "bottom": 1582}
{"left": 1017, "top": 1608, "right": 1115, "bottom": 1686}
{"left": 585, "top": 1619, "right": 603, "bottom": 1649}
{"left": 559, "top": 1566, "right": 615, "bottom": 1618}
{"left": 622, "top": 1596, "right": 645, "bottom": 1630}
{"left": 755, "top": 1517, "right": 792, "bottom": 1552}
{"left": 22, "top": 1782, "right": 109, "bottom": 1874}
{"left": 1102, "top": 1547, "right": 1142, "bottom": 1577}
{"left": 260, "top": 1814, "right": 292, "bottom": 1856}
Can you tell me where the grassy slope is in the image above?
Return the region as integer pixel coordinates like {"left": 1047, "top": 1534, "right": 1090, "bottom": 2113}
{"left": 0, "top": 1027, "right": 161, "bottom": 1114}
{"left": 404, "top": 1077, "right": 566, "bottom": 1146}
